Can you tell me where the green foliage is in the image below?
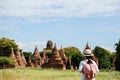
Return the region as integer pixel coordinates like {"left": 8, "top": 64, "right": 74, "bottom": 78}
{"left": 43, "top": 50, "right": 52, "bottom": 58}
{"left": 71, "top": 53, "right": 85, "bottom": 69}
{"left": 23, "top": 52, "right": 32, "bottom": 62}
{"left": 110, "top": 52, "right": 116, "bottom": 69}
{"left": 0, "top": 57, "right": 15, "bottom": 68}
{"left": 64, "top": 46, "right": 81, "bottom": 58}
{"left": 93, "top": 46, "right": 111, "bottom": 69}
{"left": 115, "top": 40, "right": 120, "bottom": 71}
{"left": 64, "top": 46, "right": 83, "bottom": 69}
{"left": 115, "top": 40, "right": 120, "bottom": 56}
{"left": 0, "top": 37, "right": 18, "bottom": 56}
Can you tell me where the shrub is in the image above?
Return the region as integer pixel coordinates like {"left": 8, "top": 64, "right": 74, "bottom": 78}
{"left": 0, "top": 57, "right": 15, "bottom": 68}
{"left": 71, "top": 53, "right": 85, "bottom": 69}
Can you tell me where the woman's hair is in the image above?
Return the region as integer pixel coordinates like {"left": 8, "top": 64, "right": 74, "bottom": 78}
{"left": 86, "top": 56, "right": 93, "bottom": 64}
{"left": 87, "top": 59, "right": 93, "bottom": 64}
{"left": 86, "top": 56, "right": 92, "bottom": 59}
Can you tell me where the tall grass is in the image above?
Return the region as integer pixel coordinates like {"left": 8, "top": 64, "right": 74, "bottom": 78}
{"left": 0, "top": 68, "right": 120, "bottom": 80}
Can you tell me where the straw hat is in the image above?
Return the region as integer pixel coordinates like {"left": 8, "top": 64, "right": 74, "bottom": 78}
{"left": 83, "top": 49, "right": 94, "bottom": 56}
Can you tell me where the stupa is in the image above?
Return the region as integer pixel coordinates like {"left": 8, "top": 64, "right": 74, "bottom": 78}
{"left": 31, "top": 46, "right": 41, "bottom": 67}
{"left": 42, "top": 43, "right": 66, "bottom": 70}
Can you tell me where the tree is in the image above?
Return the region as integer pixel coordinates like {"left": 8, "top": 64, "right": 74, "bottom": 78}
{"left": 115, "top": 40, "right": 120, "bottom": 71}
{"left": 23, "top": 52, "right": 32, "bottom": 62}
{"left": 0, "top": 57, "right": 15, "bottom": 68}
{"left": 64, "top": 46, "right": 80, "bottom": 58}
{"left": 93, "top": 46, "right": 111, "bottom": 69}
{"left": 0, "top": 37, "right": 18, "bottom": 56}
{"left": 110, "top": 52, "right": 116, "bottom": 69}
{"left": 71, "top": 53, "right": 85, "bottom": 69}
{"left": 64, "top": 46, "right": 84, "bottom": 69}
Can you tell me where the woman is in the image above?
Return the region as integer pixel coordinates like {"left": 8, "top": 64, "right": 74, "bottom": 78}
{"left": 78, "top": 54, "right": 99, "bottom": 80}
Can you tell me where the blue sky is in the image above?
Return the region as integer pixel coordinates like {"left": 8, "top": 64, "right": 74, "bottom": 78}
{"left": 0, "top": 0, "right": 120, "bottom": 52}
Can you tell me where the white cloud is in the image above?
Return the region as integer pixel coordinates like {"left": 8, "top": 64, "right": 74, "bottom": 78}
{"left": 0, "top": 0, "right": 120, "bottom": 17}
{"left": 27, "top": 17, "right": 58, "bottom": 23}
{"left": 16, "top": 41, "right": 46, "bottom": 52}
{"left": 100, "top": 46, "right": 115, "bottom": 52}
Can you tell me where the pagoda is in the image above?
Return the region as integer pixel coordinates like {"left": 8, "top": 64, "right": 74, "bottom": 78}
{"left": 9, "top": 48, "right": 18, "bottom": 68}
{"left": 44, "top": 40, "right": 53, "bottom": 50}
{"left": 26, "top": 56, "right": 34, "bottom": 67}
{"left": 15, "top": 47, "right": 24, "bottom": 68}
{"left": 42, "top": 43, "right": 66, "bottom": 70}
{"left": 31, "top": 46, "right": 41, "bottom": 67}
{"left": 21, "top": 51, "right": 27, "bottom": 67}
{"left": 59, "top": 44, "right": 67, "bottom": 64}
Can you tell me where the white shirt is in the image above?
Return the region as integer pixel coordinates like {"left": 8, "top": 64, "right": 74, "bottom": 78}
{"left": 78, "top": 59, "right": 99, "bottom": 80}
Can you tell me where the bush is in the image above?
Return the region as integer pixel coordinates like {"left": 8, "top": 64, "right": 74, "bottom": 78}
{"left": 71, "top": 53, "right": 85, "bottom": 69}
{"left": 115, "top": 40, "right": 120, "bottom": 71}
{"left": 93, "top": 46, "right": 111, "bottom": 69}
{"left": 0, "top": 57, "right": 15, "bottom": 68}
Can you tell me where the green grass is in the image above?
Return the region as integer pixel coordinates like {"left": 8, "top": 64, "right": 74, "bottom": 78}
{"left": 0, "top": 68, "right": 120, "bottom": 80}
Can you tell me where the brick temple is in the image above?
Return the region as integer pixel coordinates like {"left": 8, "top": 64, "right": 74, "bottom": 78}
{"left": 41, "top": 43, "right": 67, "bottom": 70}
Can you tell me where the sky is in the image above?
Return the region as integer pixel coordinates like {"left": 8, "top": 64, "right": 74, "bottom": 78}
{"left": 0, "top": 0, "right": 120, "bottom": 52}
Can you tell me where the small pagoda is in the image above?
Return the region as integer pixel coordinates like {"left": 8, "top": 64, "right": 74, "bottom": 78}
{"left": 31, "top": 46, "right": 42, "bottom": 67}
{"left": 21, "top": 51, "right": 27, "bottom": 67}
{"left": 59, "top": 44, "right": 67, "bottom": 64}
{"left": 26, "top": 56, "right": 34, "bottom": 67}
{"left": 9, "top": 48, "right": 18, "bottom": 68}
{"left": 15, "top": 47, "right": 25, "bottom": 68}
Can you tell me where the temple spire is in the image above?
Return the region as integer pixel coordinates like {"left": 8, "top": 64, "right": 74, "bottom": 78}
{"left": 83, "top": 42, "right": 92, "bottom": 55}
{"left": 9, "top": 48, "right": 16, "bottom": 60}
{"left": 54, "top": 43, "right": 57, "bottom": 49}
{"left": 85, "top": 42, "right": 91, "bottom": 49}
{"left": 33, "top": 45, "right": 39, "bottom": 55}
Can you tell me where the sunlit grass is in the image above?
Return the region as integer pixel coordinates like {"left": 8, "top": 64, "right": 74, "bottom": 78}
{"left": 0, "top": 68, "right": 120, "bottom": 80}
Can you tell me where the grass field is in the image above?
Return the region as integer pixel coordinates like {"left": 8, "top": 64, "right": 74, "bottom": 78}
{"left": 0, "top": 68, "right": 120, "bottom": 80}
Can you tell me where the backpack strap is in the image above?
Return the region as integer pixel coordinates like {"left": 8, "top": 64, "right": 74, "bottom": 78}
{"left": 89, "top": 64, "right": 95, "bottom": 78}
{"left": 81, "top": 60, "right": 87, "bottom": 74}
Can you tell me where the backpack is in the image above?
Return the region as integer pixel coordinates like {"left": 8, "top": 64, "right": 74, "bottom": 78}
{"left": 83, "top": 60, "right": 96, "bottom": 80}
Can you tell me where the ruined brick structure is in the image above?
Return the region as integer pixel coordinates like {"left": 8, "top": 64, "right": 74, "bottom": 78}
{"left": 41, "top": 43, "right": 67, "bottom": 70}
{"left": 44, "top": 40, "right": 53, "bottom": 50}
{"left": 8, "top": 47, "right": 27, "bottom": 68}
{"left": 9, "top": 48, "right": 18, "bottom": 68}
{"left": 26, "top": 56, "right": 34, "bottom": 67}
{"left": 15, "top": 47, "right": 26, "bottom": 68}
{"left": 59, "top": 45, "right": 67, "bottom": 65}
{"left": 31, "top": 46, "right": 42, "bottom": 67}
{"left": 1, "top": 40, "right": 70, "bottom": 70}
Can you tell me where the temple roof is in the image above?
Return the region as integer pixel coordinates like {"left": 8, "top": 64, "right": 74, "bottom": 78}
{"left": 32, "top": 45, "right": 41, "bottom": 59}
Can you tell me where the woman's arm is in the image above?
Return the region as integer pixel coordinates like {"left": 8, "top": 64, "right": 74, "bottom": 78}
{"left": 78, "top": 61, "right": 84, "bottom": 73}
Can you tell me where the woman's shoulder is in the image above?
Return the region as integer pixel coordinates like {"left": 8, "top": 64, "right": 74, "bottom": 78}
{"left": 91, "top": 60, "right": 96, "bottom": 63}
{"left": 80, "top": 60, "right": 87, "bottom": 64}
